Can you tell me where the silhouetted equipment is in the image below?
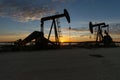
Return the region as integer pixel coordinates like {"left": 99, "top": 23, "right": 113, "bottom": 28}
{"left": 102, "top": 30, "right": 113, "bottom": 46}
{"left": 56, "top": 12, "right": 62, "bottom": 43}
{"left": 15, "top": 9, "right": 70, "bottom": 49}
{"left": 89, "top": 22, "right": 109, "bottom": 34}
{"left": 15, "top": 31, "right": 55, "bottom": 48}
{"left": 40, "top": 9, "right": 70, "bottom": 45}
{"left": 89, "top": 22, "right": 112, "bottom": 46}
{"left": 22, "top": 31, "right": 54, "bottom": 45}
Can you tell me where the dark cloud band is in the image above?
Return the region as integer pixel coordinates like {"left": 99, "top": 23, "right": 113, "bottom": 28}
{"left": 0, "top": 0, "right": 68, "bottom": 22}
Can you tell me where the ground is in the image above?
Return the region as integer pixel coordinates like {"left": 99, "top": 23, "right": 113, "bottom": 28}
{"left": 0, "top": 47, "right": 120, "bottom": 80}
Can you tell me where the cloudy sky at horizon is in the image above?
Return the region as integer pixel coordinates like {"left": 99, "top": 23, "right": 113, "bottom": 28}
{"left": 0, "top": 0, "right": 120, "bottom": 42}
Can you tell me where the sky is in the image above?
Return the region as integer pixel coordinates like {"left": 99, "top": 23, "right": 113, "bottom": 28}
{"left": 0, "top": 0, "right": 120, "bottom": 42}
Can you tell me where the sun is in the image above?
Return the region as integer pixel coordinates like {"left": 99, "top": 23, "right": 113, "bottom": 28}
{"left": 60, "top": 39, "right": 64, "bottom": 43}
{"left": 60, "top": 38, "right": 66, "bottom": 43}
{"left": 60, "top": 36, "right": 70, "bottom": 43}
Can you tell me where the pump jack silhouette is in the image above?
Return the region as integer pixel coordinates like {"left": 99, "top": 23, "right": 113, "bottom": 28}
{"left": 89, "top": 22, "right": 113, "bottom": 46}
{"left": 15, "top": 9, "right": 70, "bottom": 49}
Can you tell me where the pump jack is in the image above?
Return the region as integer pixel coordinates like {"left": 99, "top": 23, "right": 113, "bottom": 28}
{"left": 15, "top": 9, "right": 70, "bottom": 49}
{"left": 40, "top": 9, "right": 70, "bottom": 45}
{"left": 89, "top": 22, "right": 112, "bottom": 46}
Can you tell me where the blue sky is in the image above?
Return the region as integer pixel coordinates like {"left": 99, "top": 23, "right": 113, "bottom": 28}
{"left": 0, "top": 0, "right": 120, "bottom": 42}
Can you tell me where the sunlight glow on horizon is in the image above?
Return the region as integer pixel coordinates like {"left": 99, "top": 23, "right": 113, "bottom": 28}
{"left": 0, "top": 33, "right": 120, "bottom": 42}
{"left": 0, "top": 22, "right": 120, "bottom": 42}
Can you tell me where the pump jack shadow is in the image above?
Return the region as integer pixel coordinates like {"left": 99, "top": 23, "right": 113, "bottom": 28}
{"left": 89, "top": 54, "right": 104, "bottom": 58}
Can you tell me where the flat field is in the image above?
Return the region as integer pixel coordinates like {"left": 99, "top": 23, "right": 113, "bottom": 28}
{"left": 0, "top": 48, "right": 120, "bottom": 80}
